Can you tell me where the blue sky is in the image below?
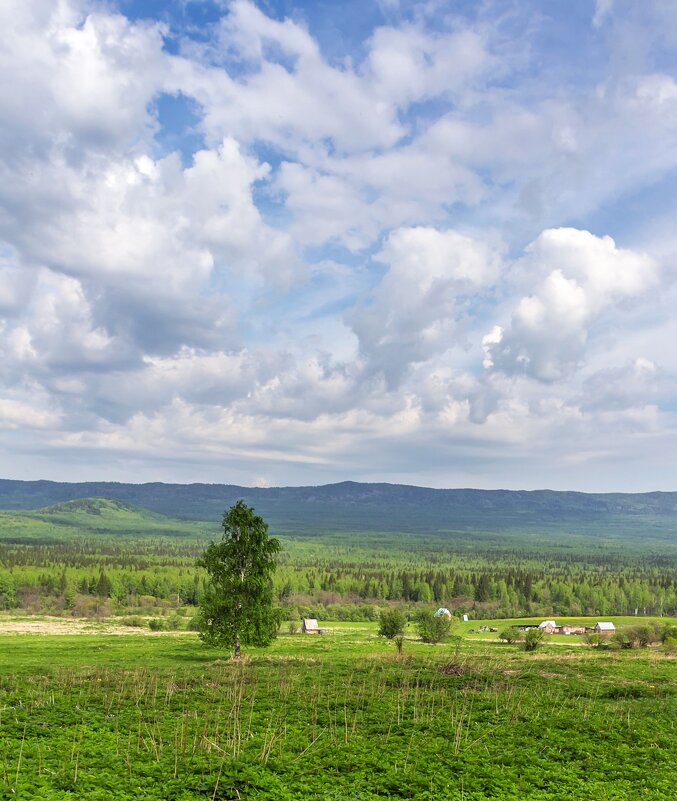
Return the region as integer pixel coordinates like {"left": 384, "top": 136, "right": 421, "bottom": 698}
{"left": 1, "top": 0, "right": 677, "bottom": 490}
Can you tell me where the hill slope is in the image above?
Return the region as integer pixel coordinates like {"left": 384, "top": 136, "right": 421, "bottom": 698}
{"left": 1, "top": 479, "right": 677, "bottom": 538}
{"left": 0, "top": 496, "right": 207, "bottom": 543}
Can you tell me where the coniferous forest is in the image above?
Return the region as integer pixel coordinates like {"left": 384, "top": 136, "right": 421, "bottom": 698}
{"left": 1, "top": 489, "right": 676, "bottom": 623}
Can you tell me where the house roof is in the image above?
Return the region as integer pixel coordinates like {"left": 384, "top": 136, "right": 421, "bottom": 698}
{"left": 434, "top": 608, "right": 451, "bottom": 617}
{"left": 596, "top": 621, "right": 615, "bottom": 630}
{"left": 538, "top": 620, "right": 557, "bottom": 628}
{"left": 302, "top": 618, "right": 319, "bottom": 628}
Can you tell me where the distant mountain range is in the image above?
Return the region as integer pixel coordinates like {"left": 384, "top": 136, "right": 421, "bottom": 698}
{"left": 2, "top": 478, "right": 677, "bottom": 536}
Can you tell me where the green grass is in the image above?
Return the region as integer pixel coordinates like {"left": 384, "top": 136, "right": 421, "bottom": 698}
{"left": 1, "top": 628, "right": 676, "bottom": 800}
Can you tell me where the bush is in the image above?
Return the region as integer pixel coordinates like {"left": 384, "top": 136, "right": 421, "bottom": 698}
{"left": 498, "top": 626, "right": 523, "bottom": 644}
{"left": 523, "top": 628, "right": 545, "bottom": 652}
{"left": 661, "top": 625, "right": 677, "bottom": 644}
{"left": 416, "top": 609, "right": 453, "bottom": 644}
{"left": 165, "top": 614, "right": 183, "bottom": 630}
{"left": 583, "top": 632, "right": 608, "bottom": 648}
{"left": 288, "top": 622, "right": 299, "bottom": 634}
{"left": 378, "top": 608, "right": 407, "bottom": 639}
{"left": 120, "top": 616, "right": 145, "bottom": 628}
{"left": 148, "top": 618, "right": 168, "bottom": 631}
{"left": 625, "top": 624, "right": 661, "bottom": 648}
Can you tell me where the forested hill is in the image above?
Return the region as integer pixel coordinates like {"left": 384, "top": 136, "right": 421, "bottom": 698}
{"left": 2, "top": 479, "right": 677, "bottom": 535}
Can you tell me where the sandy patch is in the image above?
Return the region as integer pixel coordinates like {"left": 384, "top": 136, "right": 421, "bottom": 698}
{"left": 0, "top": 617, "right": 195, "bottom": 636}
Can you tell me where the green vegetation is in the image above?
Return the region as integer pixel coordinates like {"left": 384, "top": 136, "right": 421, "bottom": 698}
{"left": 415, "top": 608, "right": 455, "bottom": 644}
{"left": 197, "top": 501, "right": 281, "bottom": 657}
{"left": 2, "top": 496, "right": 677, "bottom": 624}
{"left": 1, "top": 626, "right": 676, "bottom": 799}
{"left": 1, "top": 489, "right": 676, "bottom": 797}
{"left": 378, "top": 608, "right": 406, "bottom": 639}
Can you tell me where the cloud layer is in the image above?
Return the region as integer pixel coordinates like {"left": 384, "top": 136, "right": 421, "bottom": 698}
{"left": 1, "top": 0, "right": 677, "bottom": 490}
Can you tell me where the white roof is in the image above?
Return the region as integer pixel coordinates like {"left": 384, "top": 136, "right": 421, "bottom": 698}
{"left": 596, "top": 621, "right": 615, "bottom": 630}
{"left": 434, "top": 608, "right": 451, "bottom": 617}
{"left": 538, "top": 620, "right": 557, "bottom": 628}
{"left": 303, "top": 618, "right": 319, "bottom": 628}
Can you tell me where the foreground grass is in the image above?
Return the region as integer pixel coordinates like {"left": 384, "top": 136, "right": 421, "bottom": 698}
{"left": 0, "top": 630, "right": 676, "bottom": 800}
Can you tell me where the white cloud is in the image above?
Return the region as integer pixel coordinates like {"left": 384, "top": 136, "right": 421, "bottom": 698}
{"left": 347, "top": 227, "right": 500, "bottom": 386}
{"left": 0, "top": 0, "right": 677, "bottom": 489}
{"left": 484, "top": 229, "right": 657, "bottom": 381}
{"left": 593, "top": 0, "right": 614, "bottom": 28}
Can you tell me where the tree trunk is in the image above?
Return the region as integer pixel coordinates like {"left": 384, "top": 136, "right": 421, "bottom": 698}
{"left": 234, "top": 634, "right": 240, "bottom": 659}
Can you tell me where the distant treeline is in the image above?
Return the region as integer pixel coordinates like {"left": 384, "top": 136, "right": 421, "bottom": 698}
{"left": 1, "top": 554, "right": 675, "bottom": 620}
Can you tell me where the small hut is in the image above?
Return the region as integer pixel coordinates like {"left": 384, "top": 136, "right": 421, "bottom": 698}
{"left": 301, "top": 618, "right": 320, "bottom": 634}
{"left": 594, "top": 621, "right": 616, "bottom": 635}
{"left": 434, "top": 607, "right": 452, "bottom": 618}
{"left": 538, "top": 620, "right": 557, "bottom": 633}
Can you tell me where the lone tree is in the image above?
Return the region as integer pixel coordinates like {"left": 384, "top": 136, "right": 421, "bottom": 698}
{"left": 378, "top": 608, "right": 407, "bottom": 640}
{"left": 197, "top": 500, "right": 281, "bottom": 658}
{"left": 416, "top": 609, "right": 454, "bottom": 644}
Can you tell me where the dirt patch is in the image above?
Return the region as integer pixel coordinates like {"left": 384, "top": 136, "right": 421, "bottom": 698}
{"left": 438, "top": 662, "right": 471, "bottom": 675}
{"left": 0, "top": 616, "right": 195, "bottom": 636}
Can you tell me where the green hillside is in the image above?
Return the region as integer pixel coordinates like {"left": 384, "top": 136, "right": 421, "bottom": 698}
{"left": 3, "top": 479, "right": 677, "bottom": 541}
{"left": 0, "top": 497, "right": 210, "bottom": 544}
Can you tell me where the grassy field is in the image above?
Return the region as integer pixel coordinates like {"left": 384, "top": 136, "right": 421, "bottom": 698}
{"left": 1, "top": 622, "right": 676, "bottom": 800}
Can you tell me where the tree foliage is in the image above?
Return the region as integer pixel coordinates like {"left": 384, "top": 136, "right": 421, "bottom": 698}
{"left": 416, "top": 609, "right": 453, "bottom": 644}
{"left": 523, "top": 628, "right": 545, "bottom": 652}
{"left": 498, "top": 626, "right": 523, "bottom": 644}
{"left": 378, "top": 608, "right": 407, "bottom": 639}
{"left": 197, "top": 501, "right": 281, "bottom": 657}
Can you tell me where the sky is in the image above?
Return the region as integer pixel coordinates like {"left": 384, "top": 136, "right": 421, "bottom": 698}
{"left": 1, "top": 0, "right": 677, "bottom": 491}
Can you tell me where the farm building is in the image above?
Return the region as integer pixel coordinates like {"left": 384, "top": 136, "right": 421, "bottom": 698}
{"left": 557, "top": 625, "right": 586, "bottom": 635}
{"left": 538, "top": 620, "right": 557, "bottom": 633}
{"left": 434, "top": 608, "right": 452, "bottom": 618}
{"left": 594, "top": 622, "right": 616, "bottom": 635}
{"left": 301, "top": 618, "right": 320, "bottom": 634}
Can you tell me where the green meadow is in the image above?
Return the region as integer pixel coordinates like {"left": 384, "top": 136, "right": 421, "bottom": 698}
{"left": 1, "top": 624, "right": 676, "bottom": 800}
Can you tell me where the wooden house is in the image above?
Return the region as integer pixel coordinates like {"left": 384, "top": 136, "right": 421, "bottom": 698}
{"left": 301, "top": 618, "right": 320, "bottom": 634}
{"left": 558, "top": 625, "right": 586, "bottom": 635}
{"left": 594, "top": 621, "right": 616, "bottom": 635}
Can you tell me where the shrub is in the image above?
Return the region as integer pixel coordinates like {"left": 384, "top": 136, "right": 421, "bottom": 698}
{"left": 523, "top": 628, "right": 545, "bottom": 652}
{"left": 165, "top": 614, "right": 183, "bottom": 630}
{"left": 661, "top": 625, "right": 677, "bottom": 644}
{"left": 120, "top": 616, "right": 145, "bottom": 628}
{"left": 416, "top": 609, "right": 453, "bottom": 644}
{"left": 498, "top": 626, "right": 523, "bottom": 644}
{"left": 288, "top": 622, "right": 299, "bottom": 634}
{"left": 378, "top": 608, "right": 407, "bottom": 639}
{"left": 148, "top": 618, "right": 168, "bottom": 631}
{"left": 625, "top": 624, "right": 661, "bottom": 648}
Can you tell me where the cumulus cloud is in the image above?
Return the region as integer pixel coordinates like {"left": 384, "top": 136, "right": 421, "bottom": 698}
{"left": 484, "top": 229, "right": 657, "bottom": 381}
{"left": 347, "top": 227, "right": 500, "bottom": 386}
{"left": 0, "top": 0, "right": 676, "bottom": 489}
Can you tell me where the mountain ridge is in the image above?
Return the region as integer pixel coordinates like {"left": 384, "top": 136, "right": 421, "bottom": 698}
{"left": 1, "top": 478, "right": 677, "bottom": 535}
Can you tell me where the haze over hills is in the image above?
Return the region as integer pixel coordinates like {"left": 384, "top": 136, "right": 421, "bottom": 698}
{"left": 2, "top": 479, "right": 677, "bottom": 538}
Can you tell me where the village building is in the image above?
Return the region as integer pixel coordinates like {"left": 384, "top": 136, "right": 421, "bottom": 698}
{"left": 434, "top": 607, "right": 452, "bottom": 618}
{"left": 594, "top": 621, "right": 616, "bottom": 635}
{"left": 538, "top": 620, "right": 557, "bottom": 633}
{"left": 557, "top": 625, "right": 586, "bottom": 635}
{"left": 301, "top": 618, "right": 320, "bottom": 634}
